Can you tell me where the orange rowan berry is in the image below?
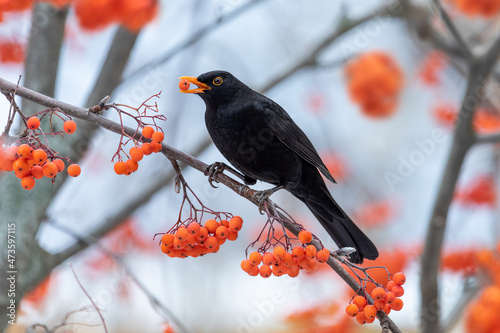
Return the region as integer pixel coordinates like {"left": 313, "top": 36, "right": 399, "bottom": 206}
{"left": 305, "top": 258, "right": 318, "bottom": 272}
{"left": 305, "top": 245, "right": 317, "bottom": 259}
{"left": 384, "top": 291, "right": 396, "bottom": 304}
{"left": 126, "top": 159, "right": 138, "bottom": 173}
{"left": 216, "top": 237, "right": 226, "bottom": 246}
{"left": 175, "top": 227, "right": 189, "bottom": 241}
{"left": 179, "top": 79, "right": 190, "bottom": 90}
{"left": 196, "top": 227, "right": 209, "bottom": 241}
{"left": 374, "top": 300, "right": 386, "bottom": 311}
{"left": 152, "top": 131, "right": 164, "bottom": 143}
{"left": 43, "top": 162, "right": 58, "bottom": 177}
{"left": 284, "top": 252, "right": 294, "bottom": 266}
{"left": 363, "top": 304, "right": 377, "bottom": 319}
{"left": 141, "top": 143, "right": 154, "bottom": 155}
{"left": 345, "top": 303, "right": 359, "bottom": 317}
{"left": 392, "top": 285, "right": 404, "bottom": 297}
{"left": 390, "top": 298, "right": 403, "bottom": 311}
{"left": 287, "top": 268, "right": 300, "bottom": 277}
{"left": 220, "top": 219, "right": 229, "bottom": 228}
{"left": 393, "top": 272, "right": 406, "bottom": 285}
{"left": 272, "top": 263, "right": 287, "bottom": 276}
{"left": 31, "top": 165, "right": 44, "bottom": 179}
{"left": 187, "top": 222, "right": 200, "bottom": 235}
{"left": 67, "top": 164, "right": 81, "bottom": 177}
{"left": 249, "top": 252, "right": 262, "bottom": 266}
{"left": 215, "top": 225, "right": 228, "bottom": 239}
{"left": 161, "top": 234, "right": 174, "bottom": 247}
{"left": 259, "top": 265, "right": 272, "bottom": 278}
{"left": 387, "top": 280, "right": 397, "bottom": 291}
{"left": 298, "top": 230, "right": 312, "bottom": 244}
{"left": 17, "top": 144, "right": 31, "bottom": 159}
{"left": 160, "top": 243, "right": 171, "bottom": 254}
{"left": 273, "top": 246, "right": 286, "bottom": 261}
{"left": 316, "top": 249, "right": 330, "bottom": 263}
{"left": 204, "top": 219, "right": 219, "bottom": 234}
{"left": 292, "top": 246, "right": 305, "bottom": 259}
{"left": 229, "top": 216, "right": 243, "bottom": 232}
{"left": 4, "top": 146, "right": 17, "bottom": 160}
{"left": 204, "top": 236, "right": 218, "bottom": 249}
{"left": 27, "top": 117, "right": 40, "bottom": 130}
{"left": 151, "top": 141, "right": 162, "bottom": 153}
{"left": 32, "top": 149, "right": 47, "bottom": 165}
{"left": 185, "top": 235, "right": 197, "bottom": 249}
{"left": 355, "top": 312, "right": 368, "bottom": 325}
{"left": 226, "top": 230, "right": 238, "bottom": 241}
{"left": 298, "top": 257, "right": 310, "bottom": 269}
{"left": 63, "top": 120, "right": 77, "bottom": 134}
{"left": 53, "top": 159, "right": 65, "bottom": 172}
{"left": 372, "top": 287, "right": 386, "bottom": 301}
{"left": 114, "top": 161, "right": 127, "bottom": 175}
{"left": 129, "top": 147, "right": 144, "bottom": 162}
{"left": 142, "top": 126, "right": 154, "bottom": 139}
{"left": 262, "top": 252, "right": 275, "bottom": 266}
{"left": 15, "top": 168, "right": 30, "bottom": 179}
{"left": 383, "top": 303, "right": 392, "bottom": 315}
{"left": 21, "top": 176, "right": 35, "bottom": 190}
{"left": 247, "top": 264, "right": 260, "bottom": 276}
{"left": 12, "top": 158, "right": 29, "bottom": 172}
{"left": 173, "top": 237, "right": 186, "bottom": 250}
{"left": 241, "top": 260, "right": 253, "bottom": 273}
{"left": 352, "top": 296, "right": 367, "bottom": 310}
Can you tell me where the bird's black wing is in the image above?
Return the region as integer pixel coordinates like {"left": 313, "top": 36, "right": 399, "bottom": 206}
{"left": 255, "top": 99, "right": 337, "bottom": 184}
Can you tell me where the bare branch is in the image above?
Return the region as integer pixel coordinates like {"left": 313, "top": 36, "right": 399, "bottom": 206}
{"left": 430, "top": 0, "right": 472, "bottom": 60}
{"left": 57, "top": 225, "right": 193, "bottom": 333}
{"left": 420, "top": 36, "right": 500, "bottom": 333}
{"left": 70, "top": 266, "right": 109, "bottom": 333}
{"left": 121, "top": 0, "right": 267, "bottom": 85}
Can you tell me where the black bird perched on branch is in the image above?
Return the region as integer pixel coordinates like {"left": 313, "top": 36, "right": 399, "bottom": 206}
{"left": 179, "top": 70, "right": 378, "bottom": 263}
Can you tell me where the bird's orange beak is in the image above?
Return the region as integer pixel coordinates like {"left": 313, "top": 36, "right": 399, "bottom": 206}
{"left": 178, "top": 76, "right": 211, "bottom": 94}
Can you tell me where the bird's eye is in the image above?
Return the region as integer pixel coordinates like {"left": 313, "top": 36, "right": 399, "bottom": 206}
{"left": 213, "top": 77, "right": 223, "bottom": 86}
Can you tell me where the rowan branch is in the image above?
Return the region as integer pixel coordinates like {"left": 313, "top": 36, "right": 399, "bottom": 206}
{"left": 420, "top": 36, "right": 500, "bottom": 333}
{"left": 0, "top": 77, "right": 403, "bottom": 333}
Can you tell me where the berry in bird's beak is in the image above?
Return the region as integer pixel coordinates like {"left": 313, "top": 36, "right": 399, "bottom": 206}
{"left": 178, "top": 76, "right": 211, "bottom": 94}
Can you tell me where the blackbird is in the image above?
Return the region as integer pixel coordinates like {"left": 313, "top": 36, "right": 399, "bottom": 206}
{"left": 179, "top": 70, "right": 378, "bottom": 263}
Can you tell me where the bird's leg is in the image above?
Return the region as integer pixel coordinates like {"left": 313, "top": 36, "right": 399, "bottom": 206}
{"left": 252, "top": 185, "right": 285, "bottom": 207}
{"left": 204, "top": 162, "right": 256, "bottom": 188}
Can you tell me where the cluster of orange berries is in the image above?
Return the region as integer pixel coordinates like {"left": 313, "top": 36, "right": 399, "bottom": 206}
{"left": 240, "top": 230, "right": 330, "bottom": 278}
{"left": 448, "top": 0, "right": 500, "bottom": 18}
{"left": 455, "top": 175, "right": 496, "bottom": 207}
{"left": 0, "top": 0, "right": 158, "bottom": 33}
{"left": 160, "top": 216, "right": 243, "bottom": 258}
{"left": 345, "top": 272, "right": 406, "bottom": 324}
{"left": 0, "top": 117, "right": 80, "bottom": 190}
{"left": 418, "top": 50, "right": 448, "bottom": 86}
{"left": 465, "top": 245, "right": 500, "bottom": 333}
{"left": 113, "top": 126, "right": 164, "bottom": 176}
{"left": 75, "top": 0, "right": 159, "bottom": 32}
{"left": 0, "top": 143, "right": 81, "bottom": 190}
{"left": 432, "top": 104, "right": 500, "bottom": 134}
{"left": 344, "top": 51, "right": 404, "bottom": 118}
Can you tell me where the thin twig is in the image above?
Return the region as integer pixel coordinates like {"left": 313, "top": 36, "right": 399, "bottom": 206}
{"left": 430, "top": 0, "right": 472, "bottom": 60}
{"left": 70, "top": 265, "right": 109, "bottom": 333}
{"left": 55, "top": 223, "right": 193, "bottom": 333}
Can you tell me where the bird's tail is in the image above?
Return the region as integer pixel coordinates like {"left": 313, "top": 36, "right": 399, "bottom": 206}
{"left": 288, "top": 165, "right": 378, "bottom": 264}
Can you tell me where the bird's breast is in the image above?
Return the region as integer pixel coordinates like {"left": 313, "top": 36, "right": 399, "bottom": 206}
{"left": 204, "top": 105, "right": 301, "bottom": 185}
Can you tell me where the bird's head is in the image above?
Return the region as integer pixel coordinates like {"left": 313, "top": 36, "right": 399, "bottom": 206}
{"left": 179, "top": 70, "right": 248, "bottom": 106}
